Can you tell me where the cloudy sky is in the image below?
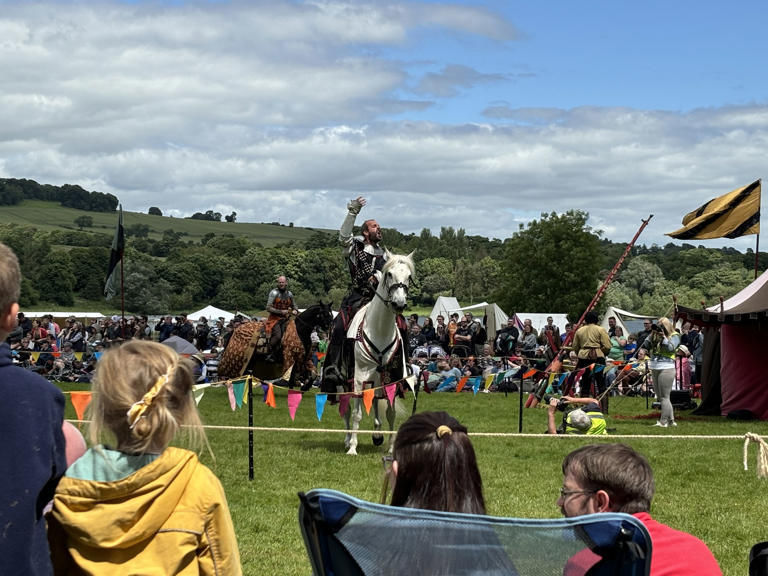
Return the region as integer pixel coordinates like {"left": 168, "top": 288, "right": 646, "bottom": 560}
{"left": 2, "top": 0, "right": 767, "bottom": 250}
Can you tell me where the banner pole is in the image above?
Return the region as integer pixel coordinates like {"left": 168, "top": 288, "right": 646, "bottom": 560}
{"left": 755, "top": 232, "right": 760, "bottom": 280}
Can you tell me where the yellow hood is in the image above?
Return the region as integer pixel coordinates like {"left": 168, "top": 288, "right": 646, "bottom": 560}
{"left": 52, "top": 447, "right": 198, "bottom": 550}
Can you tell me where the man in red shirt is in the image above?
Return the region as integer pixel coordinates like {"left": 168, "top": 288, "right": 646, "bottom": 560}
{"left": 558, "top": 443, "right": 721, "bottom": 576}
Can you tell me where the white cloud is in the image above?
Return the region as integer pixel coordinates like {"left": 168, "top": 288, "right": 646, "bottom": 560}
{"left": 0, "top": 1, "right": 765, "bottom": 253}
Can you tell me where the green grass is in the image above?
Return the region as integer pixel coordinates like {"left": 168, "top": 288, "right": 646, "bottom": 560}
{"left": 58, "top": 382, "right": 768, "bottom": 575}
{"left": 0, "top": 199, "right": 329, "bottom": 246}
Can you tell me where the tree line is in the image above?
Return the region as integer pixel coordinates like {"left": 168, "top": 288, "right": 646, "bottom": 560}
{"left": 1, "top": 208, "right": 764, "bottom": 319}
{"left": 0, "top": 178, "right": 118, "bottom": 212}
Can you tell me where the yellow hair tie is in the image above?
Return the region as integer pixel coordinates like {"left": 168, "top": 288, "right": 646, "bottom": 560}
{"left": 126, "top": 367, "right": 173, "bottom": 429}
{"left": 436, "top": 425, "right": 453, "bottom": 439}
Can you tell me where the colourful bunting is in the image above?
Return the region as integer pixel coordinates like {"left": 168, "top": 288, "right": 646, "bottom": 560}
{"left": 523, "top": 368, "right": 537, "bottom": 379}
{"left": 338, "top": 394, "right": 350, "bottom": 417}
{"left": 316, "top": 394, "right": 327, "bottom": 421}
{"left": 385, "top": 383, "right": 396, "bottom": 406}
{"left": 456, "top": 376, "right": 469, "bottom": 393}
{"left": 484, "top": 374, "right": 494, "bottom": 390}
{"left": 472, "top": 377, "right": 481, "bottom": 395}
{"left": 287, "top": 390, "right": 302, "bottom": 421}
{"left": 227, "top": 382, "right": 236, "bottom": 411}
{"left": 265, "top": 383, "right": 276, "bottom": 408}
{"left": 232, "top": 380, "right": 245, "bottom": 409}
{"left": 362, "top": 388, "right": 374, "bottom": 414}
{"left": 70, "top": 391, "right": 92, "bottom": 420}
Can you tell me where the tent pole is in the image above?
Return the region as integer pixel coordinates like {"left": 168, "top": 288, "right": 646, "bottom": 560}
{"left": 755, "top": 232, "right": 760, "bottom": 280}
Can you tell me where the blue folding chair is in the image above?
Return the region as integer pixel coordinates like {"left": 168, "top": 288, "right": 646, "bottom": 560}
{"left": 299, "top": 488, "right": 651, "bottom": 576}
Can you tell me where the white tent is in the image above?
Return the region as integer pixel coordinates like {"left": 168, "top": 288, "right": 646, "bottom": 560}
{"left": 187, "top": 305, "right": 237, "bottom": 323}
{"left": 429, "top": 296, "right": 461, "bottom": 324}
{"left": 600, "top": 306, "right": 655, "bottom": 338}
{"left": 514, "top": 313, "right": 569, "bottom": 335}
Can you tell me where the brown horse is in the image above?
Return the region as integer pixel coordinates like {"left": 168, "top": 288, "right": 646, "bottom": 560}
{"left": 218, "top": 302, "right": 334, "bottom": 388}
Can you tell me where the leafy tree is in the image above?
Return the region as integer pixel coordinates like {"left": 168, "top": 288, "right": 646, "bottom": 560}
{"left": 495, "top": 211, "right": 601, "bottom": 320}
{"left": 619, "top": 257, "right": 665, "bottom": 297}
{"left": 126, "top": 223, "right": 150, "bottom": 238}
{"left": 225, "top": 211, "right": 237, "bottom": 223}
{"left": 37, "top": 251, "right": 76, "bottom": 305}
{"left": 148, "top": 206, "right": 163, "bottom": 216}
{"left": 74, "top": 215, "right": 94, "bottom": 230}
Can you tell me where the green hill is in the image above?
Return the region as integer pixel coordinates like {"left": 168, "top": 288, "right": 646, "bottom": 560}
{"left": 0, "top": 199, "right": 329, "bottom": 247}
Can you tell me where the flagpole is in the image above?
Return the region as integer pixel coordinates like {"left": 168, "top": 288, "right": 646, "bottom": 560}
{"left": 120, "top": 250, "right": 126, "bottom": 339}
{"left": 755, "top": 232, "right": 760, "bottom": 280}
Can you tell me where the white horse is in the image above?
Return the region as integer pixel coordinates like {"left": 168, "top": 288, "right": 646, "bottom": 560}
{"left": 342, "top": 251, "right": 415, "bottom": 456}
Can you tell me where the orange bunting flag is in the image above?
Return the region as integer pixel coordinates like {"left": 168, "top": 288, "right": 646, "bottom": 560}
{"left": 523, "top": 368, "right": 537, "bottom": 379}
{"left": 456, "top": 376, "right": 469, "bottom": 393}
{"left": 622, "top": 363, "right": 634, "bottom": 372}
{"left": 70, "top": 391, "right": 92, "bottom": 421}
{"left": 266, "top": 383, "right": 277, "bottom": 408}
{"left": 362, "top": 387, "right": 375, "bottom": 414}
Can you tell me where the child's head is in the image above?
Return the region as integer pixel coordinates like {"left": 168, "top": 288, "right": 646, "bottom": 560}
{"left": 89, "top": 340, "right": 206, "bottom": 454}
{"left": 0, "top": 242, "right": 21, "bottom": 341}
{"left": 391, "top": 411, "right": 485, "bottom": 514}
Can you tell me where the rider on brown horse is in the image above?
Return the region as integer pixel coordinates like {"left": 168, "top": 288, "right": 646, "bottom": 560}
{"left": 322, "top": 197, "right": 393, "bottom": 392}
{"left": 265, "top": 275, "right": 298, "bottom": 362}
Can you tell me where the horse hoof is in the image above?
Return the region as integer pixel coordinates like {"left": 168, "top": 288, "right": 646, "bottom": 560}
{"left": 372, "top": 435, "right": 384, "bottom": 446}
{"left": 346, "top": 447, "right": 358, "bottom": 456}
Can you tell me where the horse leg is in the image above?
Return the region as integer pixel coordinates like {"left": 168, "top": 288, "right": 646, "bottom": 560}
{"left": 346, "top": 396, "right": 363, "bottom": 456}
{"left": 385, "top": 399, "right": 397, "bottom": 454}
{"left": 372, "top": 396, "right": 384, "bottom": 446}
{"left": 340, "top": 385, "right": 352, "bottom": 450}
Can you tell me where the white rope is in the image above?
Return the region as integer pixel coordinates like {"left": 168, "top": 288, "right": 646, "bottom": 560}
{"left": 64, "top": 420, "right": 754, "bottom": 439}
{"left": 743, "top": 432, "right": 768, "bottom": 478}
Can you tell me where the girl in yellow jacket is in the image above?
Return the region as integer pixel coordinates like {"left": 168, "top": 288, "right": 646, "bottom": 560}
{"left": 48, "top": 340, "right": 242, "bottom": 575}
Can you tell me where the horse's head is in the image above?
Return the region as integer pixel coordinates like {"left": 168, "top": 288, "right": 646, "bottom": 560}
{"left": 378, "top": 251, "right": 415, "bottom": 313}
{"left": 316, "top": 301, "right": 334, "bottom": 331}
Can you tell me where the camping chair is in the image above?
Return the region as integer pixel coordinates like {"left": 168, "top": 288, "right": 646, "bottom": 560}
{"left": 298, "top": 488, "right": 652, "bottom": 576}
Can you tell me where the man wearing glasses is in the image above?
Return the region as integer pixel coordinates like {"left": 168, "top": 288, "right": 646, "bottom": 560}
{"left": 558, "top": 444, "right": 721, "bottom": 575}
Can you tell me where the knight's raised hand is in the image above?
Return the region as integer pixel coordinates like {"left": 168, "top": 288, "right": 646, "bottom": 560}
{"left": 347, "top": 197, "right": 366, "bottom": 214}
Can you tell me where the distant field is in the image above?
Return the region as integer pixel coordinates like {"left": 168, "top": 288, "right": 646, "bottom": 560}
{"left": 0, "top": 200, "right": 330, "bottom": 247}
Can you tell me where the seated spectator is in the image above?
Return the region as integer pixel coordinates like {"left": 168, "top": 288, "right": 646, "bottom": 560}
{"left": 30, "top": 319, "right": 48, "bottom": 348}
{"left": 547, "top": 395, "right": 607, "bottom": 435}
{"left": 389, "top": 411, "right": 485, "bottom": 513}
{"left": 495, "top": 317, "right": 519, "bottom": 357}
{"left": 558, "top": 443, "right": 721, "bottom": 575}
{"left": 607, "top": 326, "right": 624, "bottom": 362}
{"left": 420, "top": 317, "right": 437, "bottom": 344}
{"left": 407, "top": 323, "right": 427, "bottom": 352}
{"left": 52, "top": 341, "right": 76, "bottom": 377}
{"left": 462, "top": 356, "right": 481, "bottom": 377}
{"left": 622, "top": 333, "right": 637, "bottom": 360}
{"left": 519, "top": 324, "right": 538, "bottom": 357}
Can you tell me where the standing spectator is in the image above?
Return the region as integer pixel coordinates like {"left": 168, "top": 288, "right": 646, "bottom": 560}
{"left": 558, "top": 443, "right": 721, "bottom": 575}
{"left": 408, "top": 323, "right": 427, "bottom": 352}
{"left": 155, "top": 315, "right": 175, "bottom": 342}
{"left": 174, "top": 313, "right": 195, "bottom": 343}
{"left": 640, "top": 318, "right": 680, "bottom": 428}
{"left": 208, "top": 318, "right": 224, "bottom": 349}
{"left": 48, "top": 341, "right": 242, "bottom": 575}
{"left": 539, "top": 316, "right": 561, "bottom": 349}
{"left": 571, "top": 311, "right": 612, "bottom": 409}
{"left": 635, "top": 319, "right": 653, "bottom": 354}
{"left": 17, "top": 311, "right": 32, "bottom": 335}
{"left": 681, "top": 323, "right": 704, "bottom": 383}
{"left": 435, "top": 315, "right": 448, "bottom": 349}
{"left": 452, "top": 317, "right": 473, "bottom": 358}
{"left": 195, "top": 317, "right": 211, "bottom": 350}
{"left": 607, "top": 326, "right": 625, "bottom": 362}
{"left": 30, "top": 318, "right": 48, "bottom": 347}
{"left": 607, "top": 316, "right": 617, "bottom": 337}
{"left": 0, "top": 242, "right": 67, "bottom": 575}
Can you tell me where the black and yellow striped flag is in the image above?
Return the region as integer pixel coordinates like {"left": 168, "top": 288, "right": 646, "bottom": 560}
{"left": 667, "top": 179, "right": 761, "bottom": 240}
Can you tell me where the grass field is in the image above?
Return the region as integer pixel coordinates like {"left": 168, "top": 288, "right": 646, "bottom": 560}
{"left": 0, "top": 199, "right": 327, "bottom": 246}
{"left": 58, "top": 381, "right": 768, "bottom": 575}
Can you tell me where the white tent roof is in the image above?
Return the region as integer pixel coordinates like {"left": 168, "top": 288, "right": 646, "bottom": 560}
{"left": 22, "top": 311, "right": 105, "bottom": 319}
{"left": 514, "top": 313, "right": 569, "bottom": 335}
{"left": 600, "top": 306, "right": 656, "bottom": 338}
{"left": 707, "top": 270, "right": 768, "bottom": 315}
{"left": 187, "top": 305, "right": 237, "bottom": 323}
{"left": 429, "top": 296, "right": 461, "bottom": 324}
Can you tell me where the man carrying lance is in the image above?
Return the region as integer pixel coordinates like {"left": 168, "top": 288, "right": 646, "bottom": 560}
{"left": 321, "top": 197, "right": 389, "bottom": 393}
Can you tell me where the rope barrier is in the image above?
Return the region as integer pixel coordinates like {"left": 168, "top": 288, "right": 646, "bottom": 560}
{"left": 743, "top": 432, "right": 768, "bottom": 478}
{"left": 64, "top": 420, "right": 765, "bottom": 440}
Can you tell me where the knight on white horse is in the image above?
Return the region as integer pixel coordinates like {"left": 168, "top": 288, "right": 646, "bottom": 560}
{"left": 343, "top": 252, "right": 415, "bottom": 455}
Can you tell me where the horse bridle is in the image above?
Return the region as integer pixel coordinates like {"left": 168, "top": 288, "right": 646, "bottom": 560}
{"left": 374, "top": 274, "right": 411, "bottom": 308}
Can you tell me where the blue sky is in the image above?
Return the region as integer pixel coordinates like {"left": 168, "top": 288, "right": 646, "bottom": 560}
{"left": 1, "top": 0, "right": 766, "bottom": 250}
